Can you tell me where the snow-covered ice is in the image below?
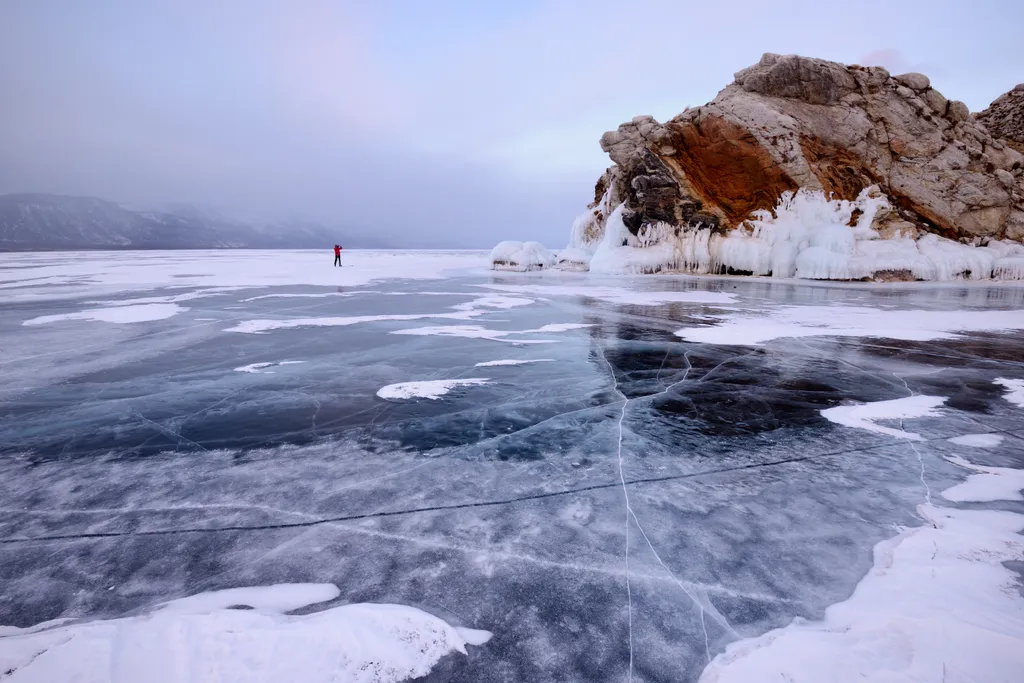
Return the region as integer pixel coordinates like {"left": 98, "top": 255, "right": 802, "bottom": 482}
{"left": 820, "top": 396, "right": 947, "bottom": 441}
{"left": 948, "top": 433, "right": 1004, "bottom": 448}
{"left": 391, "top": 322, "right": 591, "bottom": 343}
{"left": 996, "top": 378, "right": 1024, "bottom": 407}
{"left": 234, "top": 361, "right": 305, "bottom": 374}
{"left": 22, "top": 303, "right": 188, "bottom": 325}
{"left": 942, "top": 455, "right": 1024, "bottom": 503}
{"left": 481, "top": 283, "right": 736, "bottom": 306}
{"left": 676, "top": 306, "right": 1024, "bottom": 346}
{"left": 475, "top": 359, "right": 556, "bottom": 367}
{"left": 0, "top": 583, "right": 491, "bottom": 683}
{"left": 377, "top": 379, "right": 491, "bottom": 400}
{"left": 224, "top": 312, "right": 474, "bottom": 334}
{"left": 2, "top": 249, "right": 1024, "bottom": 683}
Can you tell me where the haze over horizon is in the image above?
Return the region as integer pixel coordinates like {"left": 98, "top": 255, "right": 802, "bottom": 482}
{"left": 2, "top": 0, "right": 1022, "bottom": 247}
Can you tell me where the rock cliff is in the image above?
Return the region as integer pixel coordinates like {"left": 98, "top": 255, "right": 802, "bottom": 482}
{"left": 554, "top": 54, "right": 1024, "bottom": 280}
{"left": 593, "top": 54, "right": 1023, "bottom": 242}
{"left": 977, "top": 84, "right": 1024, "bottom": 156}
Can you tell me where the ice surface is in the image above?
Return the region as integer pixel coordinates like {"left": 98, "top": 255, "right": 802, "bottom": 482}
{"left": 996, "top": 378, "right": 1024, "bottom": 407}
{"left": 22, "top": 303, "right": 188, "bottom": 325}
{"left": 820, "top": 396, "right": 947, "bottom": 441}
{"left": 948, "top": 433, "right": 1004, "bottom": 448}
{"left": 2, "top": 250, "right": 1023, "bottom": 683}
{"left": 0, "top": 583, "right": 491, "bottom": 683}
{"left": 377, "top": 379, "right": 491, "bottom": 400}
{"left": 676, "top": 306, "right": 1024, "bottom": 346}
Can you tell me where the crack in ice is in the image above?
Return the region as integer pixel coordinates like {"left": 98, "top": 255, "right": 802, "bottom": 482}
{"left": 597, "top": 343, "right": 634, "bottom": 683}
{"left": 596, "top": 341, "right": 733, "bottom": 676}
{"left": 894, "top": 372, "right": 936, "bottom": 527}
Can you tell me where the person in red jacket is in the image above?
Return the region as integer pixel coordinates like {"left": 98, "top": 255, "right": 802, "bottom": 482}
{"left": 333, "top": 244, "right": 342, "bottom": 267}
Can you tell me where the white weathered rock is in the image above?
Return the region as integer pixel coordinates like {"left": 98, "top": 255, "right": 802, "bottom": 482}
{"left": 895, "top": 72, "right": 931, "bottom": 91}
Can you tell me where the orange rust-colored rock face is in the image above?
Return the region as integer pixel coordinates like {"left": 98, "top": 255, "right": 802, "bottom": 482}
{"left": 798, "top": 136, "right": 879, "bottom": 201}
{"left": 664, "top": 115, "right": 799, "bottom": 227}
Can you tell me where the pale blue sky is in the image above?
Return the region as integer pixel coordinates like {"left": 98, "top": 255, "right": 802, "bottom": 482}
{"left": 2, "top": 0, "right": 1022, "bottom": 246}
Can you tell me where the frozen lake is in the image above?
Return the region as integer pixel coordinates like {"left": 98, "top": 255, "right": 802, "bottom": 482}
{"left": 2, "top": 250, "right": 1024, "bottom": 682}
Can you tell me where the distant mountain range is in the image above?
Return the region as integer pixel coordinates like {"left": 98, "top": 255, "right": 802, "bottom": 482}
{"left": 0, "top": 193, "right": 385, "bottom": 250}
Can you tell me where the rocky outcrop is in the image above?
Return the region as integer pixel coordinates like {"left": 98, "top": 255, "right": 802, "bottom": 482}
{"left": 588, "top": 54, "right": 1024, "bottom": 245}
{"left": 977, "top": 85, "right": 1024, "bottom": 156}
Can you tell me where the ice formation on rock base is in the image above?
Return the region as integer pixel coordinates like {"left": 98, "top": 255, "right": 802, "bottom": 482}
{"left": 563, "top": 187, "right": 1024, "bottom": 281}
{"left": 489, "top": 241, "right": 555, "bottom": 271}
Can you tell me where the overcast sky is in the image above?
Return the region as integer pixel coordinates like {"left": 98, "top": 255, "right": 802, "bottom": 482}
{"left": 1, "top": 1, "right": 1022, "bottom": 247}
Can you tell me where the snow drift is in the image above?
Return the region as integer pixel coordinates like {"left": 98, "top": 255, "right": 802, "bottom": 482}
{"left": 0, "top": 583, "right": 491, "bottom": 683}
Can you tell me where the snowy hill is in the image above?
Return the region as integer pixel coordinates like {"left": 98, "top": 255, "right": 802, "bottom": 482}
{"left": 0, "top": 193, "right": 374, "bottom": 250}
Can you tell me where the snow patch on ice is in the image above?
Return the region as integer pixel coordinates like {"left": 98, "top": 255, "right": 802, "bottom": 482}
{"left": 224, "top": 312, "right": 472, "bottom": 334}
{"left": 0, "top": 583, "right": 491, "bottom": 683}
{"left": 676, "top": 306, "right": 1024, "bottom": 346}
{"left": 480, "top": 283, "right": 735, "bottom": 306}
{"left": 377, "top": 378, "right": 490, "bottom": 400}
{"left": 699, "top": 451, "right": 1024, "bottom": 683}
{"left": 224, "top": 294, "right": 536, "bottom": 334}
{"left": 474, "top": 359, "right": 556, "bottom": 367}
{"left": 392, "top": 323, "right": 591, "bottom": 344}
{"left": 820, "top": 395, "right": 946, "bottom": 441}
{"left": 234, "top": 361, "right": 305, "bottom": 374}
{"left": 948, "top": 433, "right": 1004, "bottom": 448}
{"left": 22, "top": 303, "right": 187, "bottom": 326}
{"left": 87, "top": 287, "right": 245, "bottom": 306}
{"left": 451, "top": 295, "right": 534, "bottom": 312}
{"left": 489, "top": 241, "right": 556, "bottom": 271}
{"left": 995, "top": 378, "right": 1024, "bottom": 407}
{"left": 240, "top": 292, "right": 351, "bottom": 302}
{"left": 942, "top": 454, "right": 1024, "bottom": 503}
